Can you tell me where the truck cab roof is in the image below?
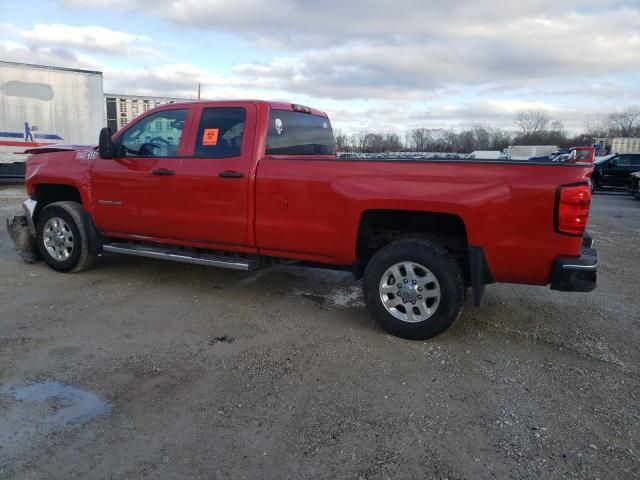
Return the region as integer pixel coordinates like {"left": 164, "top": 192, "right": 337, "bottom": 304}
{"left": 150, "top": 99, "right": 329, "bottom": 118}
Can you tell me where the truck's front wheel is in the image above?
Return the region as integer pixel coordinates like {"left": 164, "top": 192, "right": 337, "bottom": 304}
{"left": 36, "top": 201, "right": 96, "bottom": 273}
{"left": 362, "top": 240, "right": 464, "bottom": 340}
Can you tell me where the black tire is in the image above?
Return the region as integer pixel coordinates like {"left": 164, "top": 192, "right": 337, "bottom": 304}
{"left": 591, "top": 171, "right": 603, "bottom": 192}
{"left": 362, "top": 239, "right": 465, "bottom": 340}
{"left": 36, "top": 201, "right": 96, "bottom": 273}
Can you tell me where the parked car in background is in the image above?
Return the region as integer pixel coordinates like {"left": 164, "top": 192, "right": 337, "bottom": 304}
{"left": 529, "top": 147, "right": 594, "bottom": 164}
{"left": 569, "top": 147, "right": 596, "bottom": 164}
{"left": 529, "top": 148, "right": 571, "bottom": 162}
{"left": 592, "top": 153, "right": 640, "bottom": 191}
{"left": 553, "top": 153, "right": 571, "bottom": 162}
{"left": 629, "top": 171, "right": 640, "bottom": 199}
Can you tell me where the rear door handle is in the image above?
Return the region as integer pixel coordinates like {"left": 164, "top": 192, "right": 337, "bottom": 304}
{"left": 152, "top": 168, "right": 175, "bottom": 176}
{"left": 219, "top": 170, "right": 245, "bottom": 179}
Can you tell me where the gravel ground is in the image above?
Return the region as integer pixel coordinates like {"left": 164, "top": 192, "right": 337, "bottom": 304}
{"left": 0, "top": 184, "right": 638, "bottom": 480}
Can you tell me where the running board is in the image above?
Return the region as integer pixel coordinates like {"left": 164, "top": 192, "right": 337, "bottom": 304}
{"left": 102, "top": 243, "right": 258, "bottom": 271}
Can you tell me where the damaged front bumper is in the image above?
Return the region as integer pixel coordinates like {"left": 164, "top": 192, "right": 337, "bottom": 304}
{"left": 6, "top": 199, "right": 40, "bottom": 263}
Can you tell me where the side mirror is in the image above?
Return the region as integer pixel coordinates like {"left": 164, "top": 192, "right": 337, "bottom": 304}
{"left": 610, "top": 158, "right": 617, "bottom": 167}
{"left": 99, "top": 127, "right": 114, "bottom": 159}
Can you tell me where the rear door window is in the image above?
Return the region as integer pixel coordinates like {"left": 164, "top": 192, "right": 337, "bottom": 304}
{"left": 266, "top": 110, "right": 335, "bottom": 155}
{"left": 194, "top": 107, "right": 246, "bottom": 158}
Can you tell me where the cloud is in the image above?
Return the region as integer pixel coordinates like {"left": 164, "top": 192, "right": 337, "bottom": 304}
{"left": 27, "top": 2, "right": 640, "bottom": 103}
{"left": 226, "top": 8, "right": 639, "bottom": 101}
{"left": 6, "top": 1, "right": 639, "bottom": 134}
{"left": 0, "top": 36, "right": 614, "bottom": 135}
{"left": 100, "top": 63, "right": 296, "bottom": 101}
{"left": 1, "top": 23, "right": 157, "bottom": 58}
{"left": 0, "top": 40, "right": 103, "bottom": 70}
{"left": 61, "top": 0, "right": 640, "bottom": 52}
{"left": 325, "top": 99, "right": 597, "bottom": 134}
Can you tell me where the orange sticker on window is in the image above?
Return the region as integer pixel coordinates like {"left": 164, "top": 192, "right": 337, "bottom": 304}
{"left": 202, "top": 128, "right": 219, "bottom": 146}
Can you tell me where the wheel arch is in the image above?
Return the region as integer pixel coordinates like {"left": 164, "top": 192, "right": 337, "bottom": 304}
{"left": 32, "top": 183, "right": 85, "bottom": 225}
{"left": 354, "top": 209, "right": 493, "bottom": 305}
{"left": 356, "top": 208, "right": 468, "bottom": 265}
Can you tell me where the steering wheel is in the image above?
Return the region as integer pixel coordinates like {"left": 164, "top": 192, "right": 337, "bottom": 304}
{"left": 122, "top": 137, "right": 171, "bottom": 156}
{"left": 138, "top": 143, "right": 163, "bottom": 156}
{"left": 149, "top": 136, "right": 171, "bottom": 145}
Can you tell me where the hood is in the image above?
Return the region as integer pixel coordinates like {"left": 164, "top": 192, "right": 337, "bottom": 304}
{"left": 24, "top": 144, "right": 96, "bottom": 155}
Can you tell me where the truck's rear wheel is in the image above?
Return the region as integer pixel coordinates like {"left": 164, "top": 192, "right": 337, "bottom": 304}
{"left": 36, "top": 201, "right": 96, "bottom": 273}
{"left": 362, "top": 240, "right": 464, "bottom": 340}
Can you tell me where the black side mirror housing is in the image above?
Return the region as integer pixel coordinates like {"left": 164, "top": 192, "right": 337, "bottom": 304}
{"left": 99, "top": 127, "right": 114, "bottom": 159}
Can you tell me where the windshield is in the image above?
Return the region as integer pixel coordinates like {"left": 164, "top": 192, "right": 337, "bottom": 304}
{"left": 595, "top": 154, "right": 615, "bottom": 164}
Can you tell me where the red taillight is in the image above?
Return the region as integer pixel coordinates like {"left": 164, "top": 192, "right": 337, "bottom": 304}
{"left": 555, "top": 184, "right": 591, "bottom": 236}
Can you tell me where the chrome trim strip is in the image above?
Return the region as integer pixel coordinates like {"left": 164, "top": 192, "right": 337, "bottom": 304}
{"left": 22, "top": 199, "right": 37, "bottom": 235}
{"left": 561, "top": 257, "right": 599, "bottom": 271}
{"left": 102, "top": 244, "right": 254, "bottom": 271}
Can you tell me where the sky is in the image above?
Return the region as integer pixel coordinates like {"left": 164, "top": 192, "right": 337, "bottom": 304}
{"left": 1, "top": 0, "right": 639, "bottom": 135}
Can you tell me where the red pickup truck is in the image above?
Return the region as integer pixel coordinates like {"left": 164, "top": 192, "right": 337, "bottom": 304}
{"left": 6, "top": 100, "right": 598, "bottom": 339}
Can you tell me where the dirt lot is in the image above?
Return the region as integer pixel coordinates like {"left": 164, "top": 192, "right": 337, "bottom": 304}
{"left": 0, "top": 184, "right": 638, "bottom": 480}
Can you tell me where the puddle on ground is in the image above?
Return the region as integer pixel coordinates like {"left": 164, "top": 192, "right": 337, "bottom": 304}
{"left": 295, "top": 285, "right": 365, "bottom": 309}
{"left": 327, "top": 285, "right": 365, "bottom": 308}
{"left": 0, "top": 381, "right": 112, "bottom": 462}
{"left": 4, "top": 381, "right": 111, "bottom": 425}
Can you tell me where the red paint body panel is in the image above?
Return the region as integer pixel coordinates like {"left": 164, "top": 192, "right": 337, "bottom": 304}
{"left": 254, "top": 159, "right": 591, "bottom": 284}
{"left": 172, "top": 102, "right": 258, "bottom": 245}
{"left": 89, "top": 105, "right": 196, "bottom": 238}
{"left": 24, "top": 100, "right": 594, "bottom": 287}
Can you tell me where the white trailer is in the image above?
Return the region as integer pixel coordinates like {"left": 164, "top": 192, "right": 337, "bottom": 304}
{"left": 505, "top": 145, "right": 558, "bottom": 160}
{"left": 468, "top": 150, "right": 502, "bottom": 160}
{"left": 0, "top": 61, "right": 104, "bottom": 178}
{"left": 611, "top": 137, "right": 640, "bottom": 154}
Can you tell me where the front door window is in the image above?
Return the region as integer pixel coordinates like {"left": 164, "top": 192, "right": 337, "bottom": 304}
{"left": 118, "top": 109, "right": 188, "bottom": 157}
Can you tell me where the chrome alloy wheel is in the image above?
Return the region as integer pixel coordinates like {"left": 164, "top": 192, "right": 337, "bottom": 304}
{"left": 42, "top": 217, "right": 74, "bottom": 261}
{"left": 378, "top": 261, "right": 441, "bottom": 323}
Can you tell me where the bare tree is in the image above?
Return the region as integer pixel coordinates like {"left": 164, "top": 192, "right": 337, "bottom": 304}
{"left": 545, "top": 120, "right": 567, "bottom": 144}
{"left": 488, "top": 127, "right": 512, "bottom": 151}
{"left": 514, "top": 109, "right": 551, "bottom": 137}
{"left": 407, "top": 128, "right": 429, "bottom": 151}
{"left": 471, "top": 125, "right": 490, "bottom": 150}
{"left": 607, "top": 106, "right": 640, "bottom": 137}
{"left": 457, "top": 130, "right": 475, "bottom": 153}
{"left": 583, "top": 114, "right": 609, "bottom": 139}
{"left": 334, "top": 129, "right": 349, "bottom": 151}
{"left": 384, "top": 132, "right": 402, "bottom": 151}
{"left": 430, "top": 129, "right": 455, "bottom": 152}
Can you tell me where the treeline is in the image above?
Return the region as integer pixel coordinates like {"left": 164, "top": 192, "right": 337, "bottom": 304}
{"left": 335, "top": 106, "right": 640, "bottom": 153}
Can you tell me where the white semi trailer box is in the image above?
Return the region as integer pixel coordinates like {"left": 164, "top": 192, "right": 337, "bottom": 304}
{"left": 0, "top": 61, "right": 104, "bottom": 178}
{"left": 468, "top": 150, "right": 503, "bottom": 160}
{"left": 505, "top": 145, "right": 559, "bottom": 160}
